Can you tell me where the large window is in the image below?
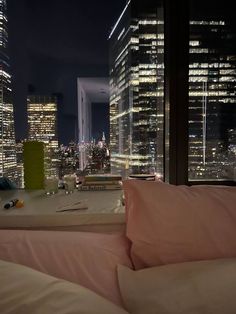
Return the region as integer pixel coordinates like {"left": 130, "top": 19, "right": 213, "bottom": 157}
{"left": 2, "top": 0, "right": 235, "bottom": 190}
{"left": 164, "top": 0, "right": 235, "bottom": 185}
{"left": 188, "top": 0, "right": 236, "bottom": 182}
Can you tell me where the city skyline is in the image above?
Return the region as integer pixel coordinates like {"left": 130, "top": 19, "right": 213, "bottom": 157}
{"left": 1, "top": 0, "right": 235, "bottom": 185}
{"left": 7, "top": 0, "right": 127, "bottom": 144}
{"left": 6, "top": 1, "right": 236, "bottom": 145}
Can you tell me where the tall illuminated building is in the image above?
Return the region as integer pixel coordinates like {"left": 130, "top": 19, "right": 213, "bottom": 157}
{"left": 0, "top": 0, "right": 17, "bottom": 182}
{"left": 109, "top": 0, "right": 164, "bottom": 176}
{"left": 27, "top": 95, "right": 59, "bottom": 176}
{"left": 188, "top": 20, "right": 236, "bottom": 181}
{"left": 110, "top": 0, "right": 235, "bottom": 181}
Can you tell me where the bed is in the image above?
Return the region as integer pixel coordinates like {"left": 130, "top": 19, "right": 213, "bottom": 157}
{"left": 0, "top": 180, "right": 236, "bottom": 314}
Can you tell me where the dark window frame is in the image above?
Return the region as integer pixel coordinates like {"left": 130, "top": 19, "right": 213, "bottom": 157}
{"left": 164, "top": 0, "right": 236, "bottom": 186}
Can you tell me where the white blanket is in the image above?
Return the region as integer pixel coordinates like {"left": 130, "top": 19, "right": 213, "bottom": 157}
{"left": 0, "top": 259, "right": 129, "bottom": 314}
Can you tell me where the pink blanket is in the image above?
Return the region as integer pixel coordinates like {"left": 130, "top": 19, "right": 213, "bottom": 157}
{"left": 0, "top": 230, "right": 132, "bottom": 307}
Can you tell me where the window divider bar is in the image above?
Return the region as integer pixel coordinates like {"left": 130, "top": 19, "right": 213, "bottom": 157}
{"left": 164, "top": 0, "right": 189, "bottom": 185}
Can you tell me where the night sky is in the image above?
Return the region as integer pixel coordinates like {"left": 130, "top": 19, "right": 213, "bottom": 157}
{"left": 7, "top": 0, "right": 127, "bottom": 144}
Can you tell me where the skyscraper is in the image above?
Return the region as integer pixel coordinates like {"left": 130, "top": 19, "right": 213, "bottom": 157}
{"left": 109, "top": 0, "right": 164, "bottom": 177}
{"left": 27, "top": 95, "right": 59, "bottom": 176}
{"left": 109, "top": 0, "right": 236, "bottom": 181}
{"left": 188, "top": 20, "right": 236, "bottom": 180}
{"left": 0, "top": 0, "right": 17, "bottom": 182}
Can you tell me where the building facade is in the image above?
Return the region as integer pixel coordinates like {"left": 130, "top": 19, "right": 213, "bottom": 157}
{"left": 0, "top": 0, "right": 17, "bottom": 182}
{"left": 27, "top": 95, "right": 59, "bottom": 176}
{"left": 109, "top": 0, "right": 164, "bottom": 177}
{"left": 77, "top": 77, "right": 109, "bottom": 170}
{"left": 188, "top": 20, "right": 236, "bottom": 181}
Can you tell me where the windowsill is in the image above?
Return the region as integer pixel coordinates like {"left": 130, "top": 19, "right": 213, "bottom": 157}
{"left": 0, "top": 189, "right": 125, "bottom": 232}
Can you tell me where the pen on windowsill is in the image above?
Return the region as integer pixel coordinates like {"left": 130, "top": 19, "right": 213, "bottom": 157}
{"left": 56, "top": 207, "right": 88, "bottom": 212}
{"left": 56, "top": 200, "right": 87, "bottom": 210}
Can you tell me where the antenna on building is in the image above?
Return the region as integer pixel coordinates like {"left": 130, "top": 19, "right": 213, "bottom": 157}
{"left": 102, "top": 131, "right": 106, "bottom": 142}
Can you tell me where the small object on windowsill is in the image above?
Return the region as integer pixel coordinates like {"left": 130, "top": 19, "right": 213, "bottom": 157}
{"left": 44, "top": 176, "right": 59, "bottom": 195}
{"left": 0, "top": 177, "right": 16, "bottom": 190}
{"left": 56, "top": 206, "right": 88, "bottom": 212}
{"left": 78, "top": 184, "right": 121, "bottom": 191}
{"left": 4, "top": 199, "right": 19, "bottom": 209}
{"left": 128, "top": 174, "right": 156, "bottom": 181}
{"left": 3, "top": 199, "right": 24, "bottom": 210}
{"left": 15, "top": 200, "right": 24, "bottom": 208}
{"left": 56, "top": 200, "right": 88, "bottom": 212}
{"left": 63, "top": 174, "right": 76, "bottom": 194}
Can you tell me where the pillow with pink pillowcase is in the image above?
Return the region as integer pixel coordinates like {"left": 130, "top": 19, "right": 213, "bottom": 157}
{"left": 122, "top": 180, "right": 236, "bottom": 269}
{"left": 0, "top": 230, "right": 132, "bottom": 307}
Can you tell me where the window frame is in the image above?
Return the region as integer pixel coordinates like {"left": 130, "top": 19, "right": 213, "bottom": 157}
{"left": 164, "top": 0, "right": 236, "bottom": 186}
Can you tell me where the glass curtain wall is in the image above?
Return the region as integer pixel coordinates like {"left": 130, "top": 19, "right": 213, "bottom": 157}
{"left": 188, "top": 0, "right": 236, "bottom": 182}
{"left": 109, "top": 0, "right": 164, "bottom": 178}
{"left": 0, "top": 0, "right": 17, "bottom": 183}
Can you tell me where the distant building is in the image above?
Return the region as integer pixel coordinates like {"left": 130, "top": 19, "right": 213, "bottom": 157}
{"left": 27, "top": 95, "right": 59, "bottom": 176}
{"left": 77, "top": 77, "right": 109, "bottom": 169}
{"left": 0, "top": 0, "right": 17, "bottom": 182}
{"left": 85, "top": 136, "right": 110, "bottom": 174}
{"left": 58, "top": 141, "right": 80, "bottom": 178}
{"left": 188, "top": 20, "right": 236, "bottom": 180}
{"left": 15, "top": 140, "right": 24, "bottom": 188}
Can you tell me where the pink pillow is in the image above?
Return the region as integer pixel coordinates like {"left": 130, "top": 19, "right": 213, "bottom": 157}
{"left": 0, "top": 230, "right": 132, "bottom": 307}
{"left": 123, "top": 180, "right": 236, "bottom": 269}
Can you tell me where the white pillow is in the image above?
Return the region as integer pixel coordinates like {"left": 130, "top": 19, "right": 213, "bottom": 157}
{"left": 0, "top": 259, "right": 129, "bottom": 314}
{"left": 118, "top": 258, "right": 236, "bottom": 314}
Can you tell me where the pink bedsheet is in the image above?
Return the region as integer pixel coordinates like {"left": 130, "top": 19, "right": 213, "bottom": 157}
{"left": 0, "top": 230, "right": 132, "bottom": 307}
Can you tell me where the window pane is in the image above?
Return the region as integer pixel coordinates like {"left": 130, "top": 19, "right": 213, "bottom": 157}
{"left": 188, "top": 0, "right": 236, "bottom": 181}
